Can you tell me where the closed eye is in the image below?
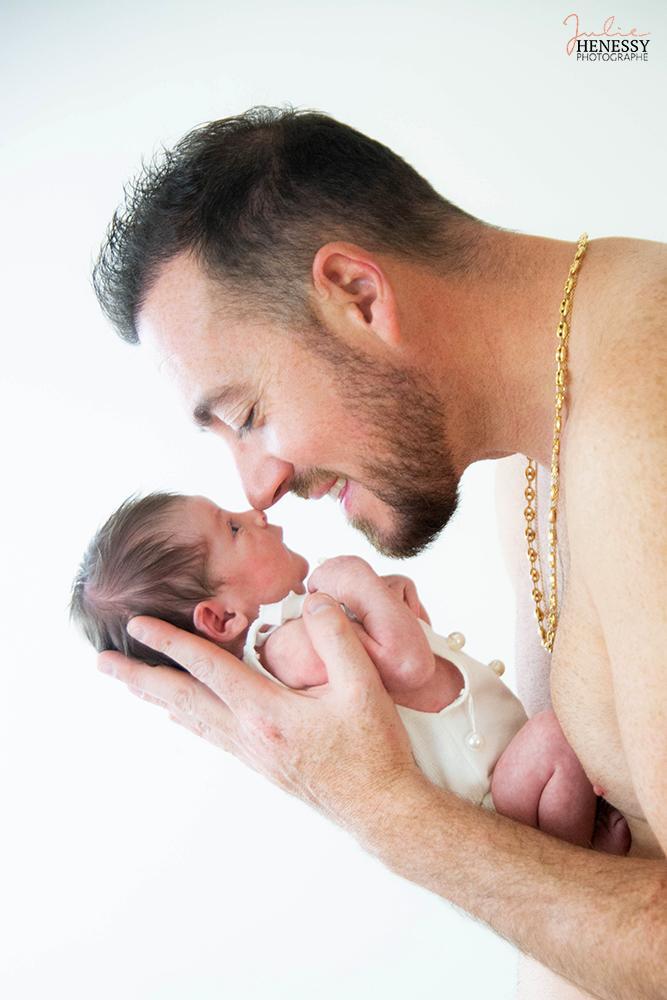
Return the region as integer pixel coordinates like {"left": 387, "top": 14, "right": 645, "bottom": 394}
{"left": 237, "top": 406, "right": 256, "bottom": 438}
{"left": 228, "top": 520, "right": 241, "bottom": 537}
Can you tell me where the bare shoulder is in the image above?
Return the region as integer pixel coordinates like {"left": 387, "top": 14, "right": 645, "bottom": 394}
{"left": 566, "top": 236, "right": 667, "bottom": 495}
{"left": 564, "top": 254, "right": 666, "bottom": 566}
{"left": 580, "top": 236, "right": 667, "bottom": 348}
{"left": 586, "top": 234, "right": 667, "bottom": 290}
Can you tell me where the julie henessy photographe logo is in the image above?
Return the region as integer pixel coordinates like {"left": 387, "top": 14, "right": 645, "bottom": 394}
{"left": 563, "top": 13, "right": 651, "bottom": 61}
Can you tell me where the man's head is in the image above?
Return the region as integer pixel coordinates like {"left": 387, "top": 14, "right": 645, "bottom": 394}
{"left": 93, "top": 106, "right": 489, "bottom": 557}
{"left": 70, "top": 492, "right": 309, "bottom": 667}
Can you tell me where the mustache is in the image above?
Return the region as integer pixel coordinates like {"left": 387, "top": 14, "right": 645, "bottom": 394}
{"left": 289, "top": 468, "right": 341, "bottom": 500}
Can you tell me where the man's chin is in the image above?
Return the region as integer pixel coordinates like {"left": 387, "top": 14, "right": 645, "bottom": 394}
{"left": 349, "top": 512, "right": 437, "bottom": 561}
{"left": 340, "top": 484, "right": 440, "bottom": 559}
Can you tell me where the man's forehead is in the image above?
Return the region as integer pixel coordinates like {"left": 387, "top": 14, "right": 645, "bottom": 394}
{"left": 136, "top": 252, "right": 271, "bottom": 392}
{"left": 137, "top": 252, "right": 230, "bottom": 354}
{"left": 135, "top": 252, "right": 310, "bottom": 425}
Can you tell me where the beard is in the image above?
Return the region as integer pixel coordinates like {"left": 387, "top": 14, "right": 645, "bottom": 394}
{"left": 292, "top": 324, "right": 462, "bottom": 559}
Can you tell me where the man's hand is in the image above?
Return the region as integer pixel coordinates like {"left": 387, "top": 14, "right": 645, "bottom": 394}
{"left": 98, "top": 592, "right": 421, "bottom": 827}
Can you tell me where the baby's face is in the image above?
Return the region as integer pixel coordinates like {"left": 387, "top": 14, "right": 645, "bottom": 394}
{"left": 176, "top": 495, "right": 309, "bottom": 619}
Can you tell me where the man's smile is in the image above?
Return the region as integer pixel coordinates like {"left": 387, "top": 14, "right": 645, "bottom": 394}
{"left": 307, "top": 476, "right": 341, "bottom": 500}
{"left": 327, "top": 476, "right": 347, "bottom": 501}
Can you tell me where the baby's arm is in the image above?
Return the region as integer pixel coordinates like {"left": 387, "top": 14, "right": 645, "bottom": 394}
{"left": 490, "top": 709, "right": 598, "bottom": 847}
{"left": 259, "top": 617, "right": 347, "bottom": 689}
{"left": 261, "top": 613, "right": 426, "bottom": 693}
{"left": 306, "top": 556, "right": 436, "bottom": 694}
{"left": 260, "top": 557, "right": 436, "bottom": 695}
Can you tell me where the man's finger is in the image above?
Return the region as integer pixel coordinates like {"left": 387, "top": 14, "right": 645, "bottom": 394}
{"left": 124, "top": 615, "right": 277, "bottom": 710}
{"left": 301, "top": 593, "right": 384, "bottom": 691}
{"left": 98, "top": 650, "right": 144, "bottom": 674}
{"left": 127, "top": 684, "right": 169, "bottom": 709}
{"left": 102, "top": 652, "right": 241, "bottom": 736}
{"left": 168, "top": 710, "right": 234, "bottom": 751}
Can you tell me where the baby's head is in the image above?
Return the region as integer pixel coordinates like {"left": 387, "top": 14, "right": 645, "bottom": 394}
{"left": 70, "top": 492, "right": 309, "bottom": 668}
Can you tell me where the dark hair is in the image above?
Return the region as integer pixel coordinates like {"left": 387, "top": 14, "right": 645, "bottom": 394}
{"left": 92, "top": 104, "right": 483, "bottom": 344}
{"left": 69, "top": 492, "right": 222, "bottom": 670}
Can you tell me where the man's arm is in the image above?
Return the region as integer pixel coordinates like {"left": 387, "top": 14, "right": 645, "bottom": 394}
{"left": 103, "top": 591, "right": 666, "bottom": 1000}
{"left": 353, "top": 768, "right": 666, "bottom": 1000}
{"left": 302, "top": 605, "right": 667, "bottom": 1000}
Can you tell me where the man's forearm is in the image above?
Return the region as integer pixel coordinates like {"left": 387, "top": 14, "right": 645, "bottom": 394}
{"left": 354, "top": 773, "right": 666, "bottom": 1000}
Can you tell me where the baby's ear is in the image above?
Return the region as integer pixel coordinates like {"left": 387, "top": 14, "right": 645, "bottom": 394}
{"left": 193, "top": 599, "right": 249, "bottom": 645}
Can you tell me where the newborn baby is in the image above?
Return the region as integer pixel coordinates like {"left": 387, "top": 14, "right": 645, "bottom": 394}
{"left": 70, "top": 491, "right": 629, "bottom": 852}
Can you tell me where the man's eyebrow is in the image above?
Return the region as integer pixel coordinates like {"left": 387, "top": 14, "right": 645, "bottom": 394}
{"left": 192, "top": 383, "right": 251, "bottom": 427}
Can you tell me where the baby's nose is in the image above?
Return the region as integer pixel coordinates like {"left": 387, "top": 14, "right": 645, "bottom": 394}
{"left": 251, "top": 508, "right": 268, "bottom": 527}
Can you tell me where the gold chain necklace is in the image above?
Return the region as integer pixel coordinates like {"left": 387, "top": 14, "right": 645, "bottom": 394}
{"left": 523, "top": 233, "right": 589, "bottom": 653}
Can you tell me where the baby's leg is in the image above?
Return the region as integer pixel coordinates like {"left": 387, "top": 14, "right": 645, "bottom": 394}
{"left": 491, "top": 709, "right": 597, "bottom": 847}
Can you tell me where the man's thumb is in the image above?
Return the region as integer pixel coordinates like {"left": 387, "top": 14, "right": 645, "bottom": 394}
{"left": 302, "top": 592, "right": 378, "bottom": 689}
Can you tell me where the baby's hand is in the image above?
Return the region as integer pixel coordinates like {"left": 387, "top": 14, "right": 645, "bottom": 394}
{"left": 261, "top": 618, "right": 331, "bottom": 690}
{"left": 307, "top": 557, "right": 435, "bottom": 694}
{"left": 380, "top": 574, "right": 431, "bottom": 624}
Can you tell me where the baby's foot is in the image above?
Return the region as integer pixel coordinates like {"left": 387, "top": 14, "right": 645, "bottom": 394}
{"left": 591, "top": 797, "right": 632, "bottom": 855}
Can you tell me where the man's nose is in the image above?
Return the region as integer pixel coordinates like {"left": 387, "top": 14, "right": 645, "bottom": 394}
{"left": 233, "top": 444, "right": 293, "bottom": 511}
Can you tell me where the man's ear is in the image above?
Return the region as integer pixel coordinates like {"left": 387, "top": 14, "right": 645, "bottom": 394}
{"left": 192, "top": 598, "right": 249, "bottom": 645}
{"left": 311, "top": 242, "right": 401, "bottom": 348}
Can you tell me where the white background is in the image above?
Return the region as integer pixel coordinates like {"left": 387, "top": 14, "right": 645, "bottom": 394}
{"left": 1, "top": 2, "right": 664, "bottom": 998}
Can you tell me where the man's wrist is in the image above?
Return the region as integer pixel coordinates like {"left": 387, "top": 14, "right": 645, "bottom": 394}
{"left": 351, "top": 767, "right": 443, "bottom": 865}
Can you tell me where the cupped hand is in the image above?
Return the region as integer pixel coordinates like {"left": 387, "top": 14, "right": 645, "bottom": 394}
{"left": 97, "top": 593, "right": 420, "bottom": 829}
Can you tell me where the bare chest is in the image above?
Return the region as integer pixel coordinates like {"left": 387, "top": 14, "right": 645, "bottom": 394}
{"left": 512, "top": 445, "right": 658, "bottom": 851}
{"left": 550, "top": 546, "right": 661, "bottom": 856}
{"left": 550, "top": 569, "right": 636, "bottom": 811}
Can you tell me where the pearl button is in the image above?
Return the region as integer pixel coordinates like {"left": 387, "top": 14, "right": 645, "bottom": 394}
{"left": 489, "top": 659, "right": 505, "bottom": 677}
{"left": 447, "top": 631, "right": 466, "bottom": 651}
{"left": 466, "top": 731, "right": 485, "bottom": 751}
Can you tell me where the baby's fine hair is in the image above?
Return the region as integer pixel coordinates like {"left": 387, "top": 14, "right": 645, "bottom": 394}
{"left": 69, "top": 492, "right": 222, "bottom": 669}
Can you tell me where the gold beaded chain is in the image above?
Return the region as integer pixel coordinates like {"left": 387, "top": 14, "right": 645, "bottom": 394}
{"left": 524, "top": 233, "right": 589, "bottom": 653}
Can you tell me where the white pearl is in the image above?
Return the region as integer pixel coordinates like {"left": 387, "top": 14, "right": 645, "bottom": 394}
{"left": 466, "top": 731, "right": 485, "bottom": 751}
{"left": 447, "top": 631, "right": 466, "bottom": 651}
{"left": 489, "top": 659, "right": 505, "bottom": 676}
